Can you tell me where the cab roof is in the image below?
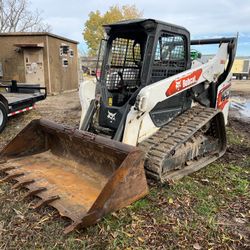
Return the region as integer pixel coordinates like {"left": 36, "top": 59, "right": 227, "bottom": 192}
{"left": 103, "top": 18, "right": 190, "bottom": 35}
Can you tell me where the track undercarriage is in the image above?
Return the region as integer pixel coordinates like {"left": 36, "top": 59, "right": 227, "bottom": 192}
{"left": 140, "top": 105, "right": 227, "bottom": 182}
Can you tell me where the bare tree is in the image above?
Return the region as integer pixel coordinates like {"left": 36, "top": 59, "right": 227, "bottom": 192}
{"left": 0, "top": 0, "right": 51, "bottom": 32}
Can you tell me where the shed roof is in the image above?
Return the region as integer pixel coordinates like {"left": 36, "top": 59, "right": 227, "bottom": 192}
{"left": 0, "top": 32, "right": 78, "bottom": 44}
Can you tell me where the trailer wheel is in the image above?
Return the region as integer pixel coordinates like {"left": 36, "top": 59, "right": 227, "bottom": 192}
{"left": 0, "top": 102, "right": 8, "bottom": 133}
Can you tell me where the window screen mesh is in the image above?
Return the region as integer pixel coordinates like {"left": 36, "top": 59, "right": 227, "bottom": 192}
{"left": 152, "top": 34, "right": 186, "bottom": 83}
{"left": 106, "top": 37, "right": 141, "bottom": 91}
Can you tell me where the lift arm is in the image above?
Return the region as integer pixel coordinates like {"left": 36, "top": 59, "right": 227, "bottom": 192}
{"left": 122, "top": 38, "right": 237, "bottom": 146}
{"left": 135, "top": 38, "right": 236, "bottom": 113}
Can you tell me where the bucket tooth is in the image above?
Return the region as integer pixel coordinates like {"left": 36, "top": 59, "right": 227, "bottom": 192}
{"left": 64, "top": 221, "right": 82, "bottom": 234}
{"left": 0, "top": 166, "right": 16, "bottom": 173}
{"left": 34, "top": 195, "right": 60, "bottom": 209}
{"left": 1, "top": 172, "right": 24, "bottom": 182}
{"left": 63, "top": 211, "right": 99, "bottom": 234}
{"left": 12, "top": 179, "right": 35, "bottom": 189}
{"left": 24, "top": 187, "right": 47, "bottom": 199}
{"left": 0, "top": 159, "right": 7, "bottom": 164}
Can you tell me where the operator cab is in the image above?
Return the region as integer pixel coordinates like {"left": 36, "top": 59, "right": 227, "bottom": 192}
{"left": 99, "top": 19, "right": 191, "bottom": 105}
{"left": 95, "top": 19, "right": 191, "bottom": 138}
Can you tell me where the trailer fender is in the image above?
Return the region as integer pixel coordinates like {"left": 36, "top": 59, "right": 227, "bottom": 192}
{"left": 0, "top": 101, "right": 8, "bottom": 133}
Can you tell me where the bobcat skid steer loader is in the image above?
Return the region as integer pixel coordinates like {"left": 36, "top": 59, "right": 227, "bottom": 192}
{"left": 0, "top": 19, "right": 237, "bottom": 233}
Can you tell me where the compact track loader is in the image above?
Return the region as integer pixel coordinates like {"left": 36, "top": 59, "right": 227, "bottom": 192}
{"left": 0, "top": 19, "right": 237, "bottom": 233}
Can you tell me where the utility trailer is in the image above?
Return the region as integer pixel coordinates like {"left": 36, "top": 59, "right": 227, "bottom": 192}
{"left": 0, "top": 80, "right": 47, "bottom": 132}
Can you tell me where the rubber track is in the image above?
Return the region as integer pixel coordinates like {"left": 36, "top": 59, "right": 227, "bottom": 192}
{"left": 139, "top": 105, "right": 221, "bottom": 181}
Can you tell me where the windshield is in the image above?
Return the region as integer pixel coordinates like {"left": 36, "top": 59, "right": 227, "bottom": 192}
{"left": 102, "top": 33, "right": 146, "bottom": 106}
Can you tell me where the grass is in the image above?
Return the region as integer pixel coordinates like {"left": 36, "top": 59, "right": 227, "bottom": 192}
{"left": 0, "top": 123, "right": 249, "bottom": 249}
{"left": 227, "top": 128, "right": 243, "bottom": 145}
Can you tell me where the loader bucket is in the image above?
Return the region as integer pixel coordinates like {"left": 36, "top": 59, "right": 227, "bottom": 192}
{"left": 0, "top": 119, "right": 148, "bottom": 233}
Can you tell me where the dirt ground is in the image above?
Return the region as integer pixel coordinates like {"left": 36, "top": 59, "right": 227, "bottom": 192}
{"left": 0, "top": 91, "right": 81, "bottom": 149}
{"left": 0, "top": 81, "right": 249, "bottom": 249}
{"left": 231, "top": 80, "right": 250, "bottom": 96}
{"left": 230, "top": 80, "right": 250, "bottom": 124}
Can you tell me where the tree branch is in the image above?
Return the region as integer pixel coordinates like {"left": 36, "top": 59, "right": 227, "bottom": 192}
{"left": 0, "top": 0, "right": 51, "bottom": 32}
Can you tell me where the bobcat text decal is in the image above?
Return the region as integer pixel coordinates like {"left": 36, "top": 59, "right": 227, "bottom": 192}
{"left": 166, "top": 69, "right": 203, "bottom": 96}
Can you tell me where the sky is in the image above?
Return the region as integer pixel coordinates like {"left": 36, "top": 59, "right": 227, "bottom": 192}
{"left": 30, "top": 0, "right": 250, "bottom": 56}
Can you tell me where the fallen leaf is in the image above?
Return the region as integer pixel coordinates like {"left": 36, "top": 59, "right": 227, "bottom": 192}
{"left": 234, "top": 217, "right": 246, "bottom": 224}
{"left": 138, "top": 237, "right": 144, "bottom": 243}
{"left": 15, "top": 214, "right": 24, "bottom": 220}
{"left": 193, "top": 243, "right": 202, "bottom": 249}
{"left": 152, "top": 217, "right": 156, "bottom": 224}
{"left": 37, "top": 216, "right": 50, "bottom": 224}
{"left": 111, "top": 232, "right": 118, "bottom": 238}
{"left": 13, "top": 208, "right": 22, "bottom": 215}
{"left": 168, "top": 198, "right": 174, "bottom": 204}
{"left": 0, "top": 221, "right": 4, "bottom": 235}
{"left": 111, "top": 212, "right": 119, "bottom": 219}
{"left": 201, "top": 179, "right": 209, "bottom": 184}
{"left": 124, "top": 232, "right": 133, "bottom": 238}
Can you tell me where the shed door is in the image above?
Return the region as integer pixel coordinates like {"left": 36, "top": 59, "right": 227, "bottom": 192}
{"left": 24, "top": 48, "right": 45, "bottom": 86}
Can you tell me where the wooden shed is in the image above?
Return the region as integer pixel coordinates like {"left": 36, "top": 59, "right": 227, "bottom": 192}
{"left": 0, "top": 32, "right": 79, "bottom": 94}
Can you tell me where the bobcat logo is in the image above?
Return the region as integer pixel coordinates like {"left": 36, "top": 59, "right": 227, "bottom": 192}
{"left": 107, "top": 111, "right": 117, "bottom": 123}
{"left": 176, "top": 80, "right": 181, "bottom": 90}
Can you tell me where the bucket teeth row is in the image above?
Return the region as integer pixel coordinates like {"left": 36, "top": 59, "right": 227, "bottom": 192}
{"left": 1, "top": 165, "right": 84, "bottom": 232}
{"left": 0, "top": 166, "right": 47, "bottom": 199}
{"left": 1, "top": 167, "right": 71, "bottom": 228}
{"left": 2, "top": 170, "right": 61, "bottom": 211}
